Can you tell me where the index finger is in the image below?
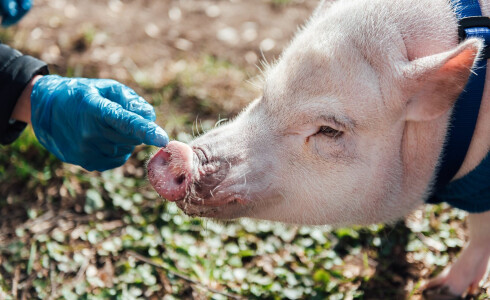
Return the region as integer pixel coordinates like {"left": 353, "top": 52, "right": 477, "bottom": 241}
{"left": 95, "top": 80, "right": 157, "bottom": 122}
{"left": 101, "top": 102, "right": 169, "bottom": 147}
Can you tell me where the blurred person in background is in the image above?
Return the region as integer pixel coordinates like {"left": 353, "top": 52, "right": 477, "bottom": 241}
{"left": 0, "top": 0, "right": 169, "bottom": 172}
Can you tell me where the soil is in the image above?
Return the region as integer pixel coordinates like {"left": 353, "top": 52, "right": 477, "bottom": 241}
{"left": 12, "top": 0, "right": 317, "bottom": 84}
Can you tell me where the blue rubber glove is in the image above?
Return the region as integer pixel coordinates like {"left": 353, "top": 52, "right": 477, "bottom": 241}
{"left": 31, "top": 75, "right": 169, "bottom": 172}
{"left": 0, "top": 0, "right": 32, "bottom": 26}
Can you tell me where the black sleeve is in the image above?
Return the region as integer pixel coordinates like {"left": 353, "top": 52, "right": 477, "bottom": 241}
{"left": 0, "top": 43, "right": 49, "bottom": 145}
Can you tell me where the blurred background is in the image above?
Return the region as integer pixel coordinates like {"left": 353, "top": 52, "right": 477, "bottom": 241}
{"left": 0, "top": 0, "right": 488, "bottom": 299}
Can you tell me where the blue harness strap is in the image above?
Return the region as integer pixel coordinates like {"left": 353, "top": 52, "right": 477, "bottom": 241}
{"left": 428, "top": 0, "right": 490, "bottom": 203}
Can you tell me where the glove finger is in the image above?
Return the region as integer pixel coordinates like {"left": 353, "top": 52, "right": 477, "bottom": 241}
{"left": 79, "top": 139, "right": 134, "bottom": 171}
{"left": 114, "top": 145, "right": 136, "bottom": 157}
{"left": 99, "top": 133, "right": 142, "bottom": 146}
{"left": 1, "top": 0, "right": 31, "bottom": 26}
{"left": 18, "top": 0, "right": 32, "bottom": 11}
{"left": 105, "top": 153, "right": 132, "bottom": 171}
{"left": 101, "top": 101, "right": 169, "bottom": 147}
{"left": 84, "top": 153, "right": 131, "bottom": 172}
{"left": 0, "top": 1, "right": 17, "bottom": 17}
{"left": 1, "top": 16, "right": 17, "bottom": 26}
{"left": 93, "top": 139, "right": 135, "bottom": 158}
{"left": 96, "top": 80, "right": 156, "bottom": 121}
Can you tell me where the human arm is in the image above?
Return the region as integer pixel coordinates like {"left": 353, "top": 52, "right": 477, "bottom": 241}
{"left": 0, "top": 43, "right": 48, "bottom": 144}
{"left": 10, "top": 74, "right": 41, "bottom": 123}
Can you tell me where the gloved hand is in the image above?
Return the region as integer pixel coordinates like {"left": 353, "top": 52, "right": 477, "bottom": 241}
{"left": 0, "top": 0, "right": 32, "bottom": 26}
{"left": 31, "top": 75, "right": 169, "bottom": 172}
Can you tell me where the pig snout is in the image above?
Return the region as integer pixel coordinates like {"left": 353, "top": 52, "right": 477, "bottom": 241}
{"left": 147, "top": 141, "right": 194, "bottom": 202}
{"left": 147, "top": 133, "right": 259, "bottom": 218}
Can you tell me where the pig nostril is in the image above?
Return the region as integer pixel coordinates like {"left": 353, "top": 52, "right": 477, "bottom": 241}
{"left": 175, "top": 174, "right": 186, "bottom": 185}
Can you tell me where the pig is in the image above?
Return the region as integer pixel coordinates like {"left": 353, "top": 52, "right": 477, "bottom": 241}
{"left": 147, "top": 0, "right": 490, "bottom": 297}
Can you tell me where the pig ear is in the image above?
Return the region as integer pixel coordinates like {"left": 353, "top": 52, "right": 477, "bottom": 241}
{"left": 402, "top": 38, "right": 483, "bottom": 122}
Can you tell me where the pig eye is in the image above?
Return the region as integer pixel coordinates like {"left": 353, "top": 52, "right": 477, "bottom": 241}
{"left": 318, "top": 126, "right": 343, "bottom": 138}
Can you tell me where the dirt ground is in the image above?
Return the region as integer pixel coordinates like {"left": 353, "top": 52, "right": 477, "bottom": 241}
{"left": 12, "top": 0, "right": 316, "bottom": 98}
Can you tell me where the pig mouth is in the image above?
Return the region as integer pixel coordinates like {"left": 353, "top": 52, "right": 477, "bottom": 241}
{"left": 181, "top": 147, "right": 249, "bottom": 210}
{"left": 175, "top": 194, "right": 248, "bottom": 218}
{"left": 183, "top": 185, "right": 248, "bottom": 208}
{"left": 147, "top": 141, "right": 249, "bottom": 216}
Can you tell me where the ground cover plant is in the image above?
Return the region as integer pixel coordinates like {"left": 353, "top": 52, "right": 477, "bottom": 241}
{"left": 0, "top": 0, "right": 489, "bottom": 299}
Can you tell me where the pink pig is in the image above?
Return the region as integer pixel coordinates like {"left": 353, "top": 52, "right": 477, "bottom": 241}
{"left": 148, "top": 0, "right": 490, "bottom": 296}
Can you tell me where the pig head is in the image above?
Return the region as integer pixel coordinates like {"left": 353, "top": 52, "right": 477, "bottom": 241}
{"left": 148, "top": 0, "right": 483, "bottom": 226}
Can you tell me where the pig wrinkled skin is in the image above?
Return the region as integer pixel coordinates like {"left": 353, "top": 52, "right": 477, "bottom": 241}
{"left": 148, "top": 0, "right": 490, "bottom": 297}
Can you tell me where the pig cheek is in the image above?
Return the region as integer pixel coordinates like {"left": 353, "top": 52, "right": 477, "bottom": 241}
{"left": 284, "top": 156, "right": 365, "bottom": 223}
{"left": 356, "top": 151, "right": 405, "bottom": 221}
{"left": 310, "top": 136, "right": 355, "bottom": 162}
